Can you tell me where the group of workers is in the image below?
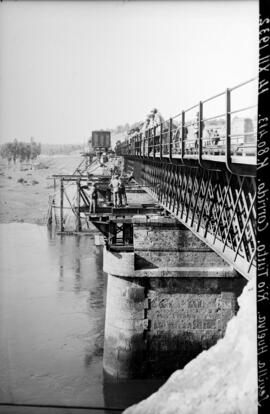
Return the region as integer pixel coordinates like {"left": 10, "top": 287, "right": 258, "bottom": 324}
{"left": 109, "top": 174, "right": 127, "bottom": 208}
{"left": 123, "top": 109, "right": 222, "bottom": 155}
{"left": 87, "top": 173, "right": 128, "bottom": 214}
{"left": 127, "top": 108, "right": 165, "bottom": 141}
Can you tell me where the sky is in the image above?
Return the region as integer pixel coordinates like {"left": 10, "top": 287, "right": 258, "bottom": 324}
{"left": 0, "top": 0, "right": 258, "bottom": 145}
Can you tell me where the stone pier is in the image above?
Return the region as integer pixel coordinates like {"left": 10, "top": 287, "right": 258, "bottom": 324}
{"left": 103, "top": 216, "right": 246, "bottom": 379}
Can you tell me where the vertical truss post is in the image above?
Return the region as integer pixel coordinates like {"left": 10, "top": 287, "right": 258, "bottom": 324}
{"left": 76, "top": 178, "right": 81, "bottom": 232}
{"left": 225, "top": 88, "right": 232, "bottom": 173}
{"left": 169, "top": 118, "right": 173, "bottom": 161}
{"left": 143, "top": 131, "right": 146, "bottom": 157}
{"left": 146, "top": 130, "right": 149, "bottom": 157}
{"left": 60, "top": 178, "right": 64, "bottom": 232}
{"left": 198, "top": 101, "right": 204, "bottom": 167}
{"left": 160, "top": 122, "right": 163, "bottom": 160}
{"left": 153, "top": 126, "right": 156, "bottom": 159}
{"left": 181, "top": 111, "right": 185, "bottom": 162}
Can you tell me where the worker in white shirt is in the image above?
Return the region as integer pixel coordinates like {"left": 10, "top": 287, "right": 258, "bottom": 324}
{"left": 110, "top": 175, "right": 120, "bottom": 207}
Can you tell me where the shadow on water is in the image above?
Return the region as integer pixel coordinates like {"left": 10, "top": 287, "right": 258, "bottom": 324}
{"left": 103, "top": 371, "right": 164, "bottom": 410}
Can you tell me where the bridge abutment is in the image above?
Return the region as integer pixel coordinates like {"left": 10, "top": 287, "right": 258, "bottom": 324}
{"left": 103, "top": 216, "right": 246, "bottom": 379}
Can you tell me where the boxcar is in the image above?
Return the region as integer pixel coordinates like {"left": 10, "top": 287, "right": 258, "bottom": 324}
{"left": 91, "top": 131, "right": 111, "bottom": 149}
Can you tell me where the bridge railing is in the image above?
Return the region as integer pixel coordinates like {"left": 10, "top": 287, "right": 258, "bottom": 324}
{"left": 116, "top": 77, "right": 257, "bottom": 171}
{"left": 229, "top": 78, "right": 257, "bottom": 160}
{"left": 200, "top": 90, "right": 226, "bottom": 159}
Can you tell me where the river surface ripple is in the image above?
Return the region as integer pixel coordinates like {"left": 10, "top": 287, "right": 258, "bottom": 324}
{"left": 0, "top": 223, "right": 163, "bottom": 413}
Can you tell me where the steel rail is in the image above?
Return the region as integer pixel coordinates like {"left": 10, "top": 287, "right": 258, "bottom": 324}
{"left": 202, "top": 90, "right": 226, "bottom": 104}
{"left": 230, "top": 104, "right": 257, "bottom": 115}
{"left": 229, "top": 76, "right": 257, "bottom": 91}
{"left": 202, "top": 112, "right": 226, "bottom": 122}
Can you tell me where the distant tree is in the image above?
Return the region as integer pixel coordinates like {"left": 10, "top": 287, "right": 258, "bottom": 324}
{"left": 0, "top": 140, "right": 19, "bottom": 164}
{"left": 30, "top": 139, "right": 41, "bottom": 160}
{"left": 0, "top": 138, "right": 41, "bottom": 165}
{"left": 18, "top": 142, "right": 28, "bottom": 163}
{"left": 0, "top": 142, "right": 13, "bottom": 165}
{"left": 11, "top": 139, "right": 19, "bottom": 163}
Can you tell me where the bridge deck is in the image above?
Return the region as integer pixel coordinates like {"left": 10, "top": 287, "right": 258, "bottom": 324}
{"left": 147, "top": 153, "right": 256, "bottom": 165}
{"left": 86, "top": 204, "right": 163, "bottom": 217}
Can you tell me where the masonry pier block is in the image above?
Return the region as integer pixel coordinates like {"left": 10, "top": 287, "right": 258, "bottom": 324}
{"left": 103, "top": 216, "right": 247, "bottom": 379}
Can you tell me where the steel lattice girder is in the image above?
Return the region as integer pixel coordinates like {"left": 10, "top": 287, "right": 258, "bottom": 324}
{"left": 126, "top": 158, "right": 256, "bottom": 280}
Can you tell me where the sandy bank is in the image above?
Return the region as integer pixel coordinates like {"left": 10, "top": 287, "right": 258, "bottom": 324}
{"left": 0, "top": 155, "right": 82, "bottom": 224}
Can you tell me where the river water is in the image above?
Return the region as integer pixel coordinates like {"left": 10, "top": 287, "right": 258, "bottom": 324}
{"left": 0, "top": 223, "right": 163, "bottom": 413}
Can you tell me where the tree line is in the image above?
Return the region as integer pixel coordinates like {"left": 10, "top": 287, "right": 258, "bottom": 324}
{"left": 0, "top": 139, "right": 41, "bottom": 164}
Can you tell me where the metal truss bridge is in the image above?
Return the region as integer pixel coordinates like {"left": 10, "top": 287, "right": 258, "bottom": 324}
{"left": 116, "top": 78, "right": 257, "bottom": 280}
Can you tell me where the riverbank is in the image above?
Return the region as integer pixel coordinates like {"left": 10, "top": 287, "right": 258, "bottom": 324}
{"left": 0, "top": 154, "right": 154, "bottom": 226}
{"left": 0, "top": 154, "right": 82, "bottom": 224}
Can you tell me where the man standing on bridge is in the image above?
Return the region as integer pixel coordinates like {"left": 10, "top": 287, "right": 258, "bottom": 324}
{"left": 110, "top": 174, "right": 120, "bottom": 207}
{"left": 88, "top": 182, "right": 98, "bottom": 214}
{"left": 118, "top": 178, "right": 127, "bottom": 207}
